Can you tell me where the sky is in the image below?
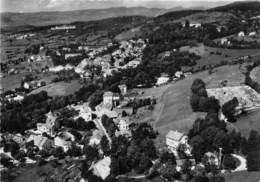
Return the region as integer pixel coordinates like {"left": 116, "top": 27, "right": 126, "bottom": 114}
{"left": 0, "top": 0, "right": 248, "bottom": 13}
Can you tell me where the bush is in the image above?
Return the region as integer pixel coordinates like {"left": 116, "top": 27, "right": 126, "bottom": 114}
{"left": 223, "top": 154, "right": 237, "bottom": 170}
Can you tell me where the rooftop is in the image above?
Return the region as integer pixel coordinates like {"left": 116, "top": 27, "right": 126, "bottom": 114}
{"left": 166, "top": 130, "right": 185, "bottom": 141}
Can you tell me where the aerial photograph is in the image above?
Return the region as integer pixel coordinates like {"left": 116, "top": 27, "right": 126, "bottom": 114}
{"left": 0, "top": 0, "right": 260, "bottom": 181}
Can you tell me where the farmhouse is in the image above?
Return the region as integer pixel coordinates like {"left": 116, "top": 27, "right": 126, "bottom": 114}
{"left": 166, "top": 130, "right": 188, "bottom": 154}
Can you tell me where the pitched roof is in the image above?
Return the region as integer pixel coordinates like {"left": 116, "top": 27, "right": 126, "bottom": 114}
{"left": 166, "top": 130, "right": 184, "bottom": 141}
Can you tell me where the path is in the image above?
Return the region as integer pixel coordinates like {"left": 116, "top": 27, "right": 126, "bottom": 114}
{"left": 231, "top": 154, "right": 247, "bottom": 172}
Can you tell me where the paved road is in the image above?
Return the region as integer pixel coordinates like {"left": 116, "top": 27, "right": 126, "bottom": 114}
{"left": 231, "top": 154, "right": 247, "bottom": 172}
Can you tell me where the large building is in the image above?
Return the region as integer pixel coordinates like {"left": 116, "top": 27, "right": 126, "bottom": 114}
{"left": 166, "top": 130, "right": 188, "bottom": 154}
{"left": 37, "top": 111, "right": 58, "bottom": 137}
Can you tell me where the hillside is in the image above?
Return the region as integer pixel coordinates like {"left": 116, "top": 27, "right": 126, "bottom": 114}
{"left": 1, "top": 7, "right": 174, "bottom": 31}
{"left": 209, "top": 1, "right": 260, "bottom": 12}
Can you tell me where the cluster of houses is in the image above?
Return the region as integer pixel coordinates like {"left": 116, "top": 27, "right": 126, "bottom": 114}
{"left": 50, "top": 25, "right": 76, "bottom": 31}
{"left": 48, "top": 39, "right": 146, "bottom": 79}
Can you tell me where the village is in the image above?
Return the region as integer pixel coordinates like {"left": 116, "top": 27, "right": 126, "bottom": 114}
{"left": 1, "top": 1, "right": 260, "bottom": 182}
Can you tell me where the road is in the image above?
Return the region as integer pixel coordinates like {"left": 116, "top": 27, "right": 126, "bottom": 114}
{"left": 231, "top": 154, "right": 247, "bottom": 172}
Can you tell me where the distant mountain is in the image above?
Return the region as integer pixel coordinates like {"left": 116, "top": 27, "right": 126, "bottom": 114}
{"left": 1, "top": 7, "right": 180, "bottom": 31}
{"left": 209, "top": 1, "right": 260, "bottom": 12}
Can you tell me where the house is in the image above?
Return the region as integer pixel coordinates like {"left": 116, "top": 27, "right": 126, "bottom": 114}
{"left": 72, "top": 103, "right": 93, "bottom": 122}
{"left": 36, "top": 111, "right": 58, "bottom": 137}
{"left": 114, "top": 118, "right": 131, "bottom": 137}
{"left": 166, "top": 130, "right": 188, "bottom": 154}
{"left": 249, "top": 32, "right": 256, "bottom": 37}
{"left": 51, "top": 25, "right": 76, "bottom": 30}
{"left": 103, "top": 91, "right": 120, "bottom": 107}
{"left": 95, "top": 106, "right": 118, "bottom": 118}
{"left": 204, "top": 152, "right": 220, "bottom": 167}
{"left": 238, "top": 31, "right": 245, "bottom": 37}
{"left": 54, "top": 132, "right": 75, "bottom": 152}
{"left": 175, "top": 71, "right": 184, "bottom": 78}
{"left": 190, "top": 23, "right": 201, "bottom": 28}
{"left": 118, "top": 84, "right": 127, "bottom": 95}
{"left": 65, "top": 53, "right": 82, "bottom": 60}
{"left": 27, "top": 135, "right": 53, "bottom": 150}
{"left": 156, "top": 74, "right": 169, "bottom": 86}
{"left": 220, "top": 38, "right": 228, "bottom": 45}
{"left": 91, "top": 156, "right": 111, "bottom": 180}
{"left": 89, "top": 130, "right": 103, "bottom": 146}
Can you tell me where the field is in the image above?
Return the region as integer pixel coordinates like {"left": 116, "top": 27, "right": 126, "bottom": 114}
{"left": 1, "top": 72, "right": 56, "bottom": 91}
{"left": 234, "top": 109, "right": 260, "bottom": 138}
{"left": 180, "top": 44, "right": 260, "bottom": 69}
{"left": 29, "top": 80, "right": 81, "bottom": 97}
{"left": 224, "top": 171, "right": 260, "bottom": 182}
{"left": 151, "top": 65, "right": 246, "bottom": 135}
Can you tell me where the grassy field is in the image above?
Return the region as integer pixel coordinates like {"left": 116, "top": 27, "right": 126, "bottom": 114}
{"left": 29, "top": 80, "right": 81, "bottom": 97}
{"left": 152, "top": 65, "right": 245, "bottom": 135}
{"left": 234, "top": 109, "right": 260, "bottom": 138}
{"left": 181, "top": 44, "right": 260, "bottom": 69}
{"left": 224, "top": 171, "right": 260, "bottom": 182}
{"left": 1, "top": 72, "right": 56, "bottom": 91}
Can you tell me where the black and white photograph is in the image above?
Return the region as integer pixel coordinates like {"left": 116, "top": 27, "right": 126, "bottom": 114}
{"left": 0, "top": 0, "right": 260, "bottom": 181}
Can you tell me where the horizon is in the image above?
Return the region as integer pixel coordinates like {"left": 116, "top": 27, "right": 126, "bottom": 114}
{"left": 0, "top": 0, "right": 246, "bottom": 13}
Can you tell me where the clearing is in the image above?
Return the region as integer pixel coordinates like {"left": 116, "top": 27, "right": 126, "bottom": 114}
{"left": 29, "top": 80, "right": 81, "bottom": 97}
{"left": 152, "top": 65, "right": 246, "bottom": 135}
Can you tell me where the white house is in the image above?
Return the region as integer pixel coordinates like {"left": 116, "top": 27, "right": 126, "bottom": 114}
{"left": 36, "top": 111, "right": 57, "bottom": 137}
{"left": 220, "top": 38, "right": 228, "bottom": 45}
{"left": 156, "top": 74, "right": 169, "bottom": 86}
{"left": 54, "top": 132, "right": 75, "bottom": 152}
{"left": 238, "top": 31, "right": 245, "bottom": 37}
{"left": 103, "top": 91, "right": 120, "bottom": 107}
{"left": 91, "top": 156, "right": 111, "bottom": 180}
{"left": 249, "top": 32, "right": 256, "bottom": 37}
{"left": 166, "top": 130, "right": 188, "bottom": 154}
{"left": 65, "top": 53, "right": 82, "bottom": 60}
{"left": 175, "top": 71, "right": 183, "bottom": 78}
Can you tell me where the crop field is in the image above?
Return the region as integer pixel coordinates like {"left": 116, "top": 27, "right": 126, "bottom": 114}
{"left": 29, "top": 79, "right": 81, "bottom": 97}
{"left": 153, "top": 65, "right": 245, "bottom": 135}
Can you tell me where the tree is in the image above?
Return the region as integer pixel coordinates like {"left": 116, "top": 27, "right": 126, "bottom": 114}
{"left": 67, "top": 143, "right": 82, "bottom": 157}
{"left": 223, "top": 154, "right": 236, "bottom": 171}
{"left": 160, "top": 163, "right": 180, "bottom": 181}
{"left": 83, "top": 145, "right": 99, "bottom": 163}
{"left": 101, "top": 136, "right": 110, "bottom": 155}
{"left": 190, "top": 94, "right": 200, "bottom": 112}
{"left": 88, "top": 90, "right": 104, "bottom": 110}
{"left": 191, "top": 79, "right": 206, "bottom": 94}
{"left": 222, "top": 97, "right": 239, "bottom": 123}
{"left": 160, "top": 151, "right": 176, "bottom": 164}
{"left": 185, "top": 19, "right": 190, "bottom": 28}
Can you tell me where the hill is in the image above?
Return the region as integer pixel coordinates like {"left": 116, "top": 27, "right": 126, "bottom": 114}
{"left": 1, "top": 7, "right": 175, "bottom": 31}
{"left": 209, "top": 1, "right": 260, "bottom": 12}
